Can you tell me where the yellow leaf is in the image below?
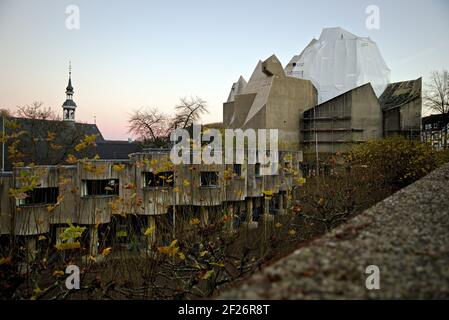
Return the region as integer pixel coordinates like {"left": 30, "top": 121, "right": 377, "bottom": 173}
{"left": 101, "top": 247, "right": 112, "bottom": 256}
{"left": 53, "top": 270, "right": 64, "bottom": 277}
{"left": 202, "top": 270, "right": 214, "bottom": 280}
{"left": 169, "top": 239, "right": 178, "bottom": 247}
{"left": 38, "top": 235, "right": 47, "bottom": 241}
{"left": 144, "top": 226, "right": 155, "bottom": 236}
{"left": 199, "top": 250, "right": 208, "bottom": 257}
{"left": 0, "top": 256, "right": 12, "bottom": 265}
{"left": 112, "top": 164, "right": 126, "bottom": 171}
{"left": 296, "top": 177, "right": 306, "bottom": 186}
{"left": 189, "top": 218, "right": 200, "bottom": 225}
{"left": 178, "top": 252, "right": 186, "bottom": 260}
{"left": 209, "top": 261, "right": 224, "bottom": 267}
{"left": 288, "top": 229, "right": 297, "bottom": 236}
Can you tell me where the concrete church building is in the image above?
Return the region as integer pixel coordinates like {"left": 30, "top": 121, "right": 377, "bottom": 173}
{"left": 225, "top": 27, "right": 421, "bottom": 155}
{"left": 0, "top": 27, "right": 422, "bottom": 260}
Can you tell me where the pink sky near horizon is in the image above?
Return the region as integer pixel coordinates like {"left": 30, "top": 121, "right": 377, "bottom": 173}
{"left": 1, "top": 0, "right": 448, "bottom": 140}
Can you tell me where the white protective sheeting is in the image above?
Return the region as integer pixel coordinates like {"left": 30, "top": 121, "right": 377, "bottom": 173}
{"left": 286, "top": 27, "right": 390, "bottom": 104}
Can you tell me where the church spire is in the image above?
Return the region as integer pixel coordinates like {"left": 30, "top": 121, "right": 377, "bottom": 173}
{"left": 62, "top": 61, "right": 77, "bottom": 122}
{"left": 66, "top": 61, "right": 73, "bottom": 92}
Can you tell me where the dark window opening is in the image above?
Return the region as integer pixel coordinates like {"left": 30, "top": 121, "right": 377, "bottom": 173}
{"left": 143, "top": 171, "right": 174, "bottom": 188}
{"left": 19, "top": 187, "right": 59, "bottom": 206}
{"left": 200, "top": 171, "right": 219, "bottom": 187}
{"left": 255, "top": 163, "right": 261, "bottom": 177}
{"left": 82, "top": 179, "right": 119, "bottom": 196}
{"left": 233, "top": 164, "right": 242, "bottom": 177}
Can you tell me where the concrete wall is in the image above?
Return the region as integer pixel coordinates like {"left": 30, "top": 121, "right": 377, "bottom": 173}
{"left": 302, "top": 83, "right": 382, "bottom": 154}
{"left": 224, "top": 55, "right": 317, "bottom": 151}
{"left": 0, "top": 147, "right": 303, "bottom": 236}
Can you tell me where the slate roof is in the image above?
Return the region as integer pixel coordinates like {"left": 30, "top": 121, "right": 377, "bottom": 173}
{"left": 62, "top": 99, "right": 77, "bottom": 108}
{"left": 0, "top": 116, "right": 142, "bottom": 170}
{"left": 95, "top": 141, "right": 143, "bottom": 160}
{"left": 379, "top": 78, "right": 422, "bottom": 111}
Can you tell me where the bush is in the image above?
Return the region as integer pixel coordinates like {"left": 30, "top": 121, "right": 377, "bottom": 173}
{"left": 349, "top": 136, "right": 448, "bottom": 188}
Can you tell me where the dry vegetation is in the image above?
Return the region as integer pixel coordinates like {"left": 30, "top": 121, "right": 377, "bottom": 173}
{"left": 1, "top": 115, "right": 448, "bottom": 301}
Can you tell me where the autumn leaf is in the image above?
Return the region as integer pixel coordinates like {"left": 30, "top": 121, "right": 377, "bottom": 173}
{"left": 144, "top": 226, "right": 155, "bottom": 236}
{"left": 101, "top": 247, "right": 112, "bottom": 256}
{"left": 189, "top": 218, "right": 200, "bottom": 225}
{"left": 0, "top": 256, "right": 12, "bottom": 265}
{"left": 112, "top": 164, "right": 126, "bottom": 171}
{"left": 296, "top": 177, "right": 306, "bottom": 186}
{"left": 263, "top": 190, "right": 273, "bottom": 200}
{"left": 50, "top": 143, "right": 63, "bottom": 151}
{"left": 66, "top": 154, "right": 78, "bottom": 164}
{"left": 38, "top": 235, "right": 47, "bottom": 241}
{"left": 124, "top": 183, "right": 136, "bottom": 190}
{"left": 46, "top": 131, "right": 56, "bottom": 141}
{"left": 209, "top": 261, "right": 225, "bottom": 267}
{"left": 53, "top": 270, "right": 64, "bottom": 277}
{"left": 202, "top": 270, "right": 215, "bottom": 280}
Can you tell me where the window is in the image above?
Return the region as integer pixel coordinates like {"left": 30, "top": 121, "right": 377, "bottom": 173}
{"left": 18, "top": 187, "right": 59, "bottom": 206}
{"left": 143, "top": 171, "right": 174, "bottom": 188}
{"left": 233, "top": 164, "right": 242, "bottom": 177}
{"left": 200, "top": 171, "right": 219, "bottom": 187}
{"left": 255, "top": 163, "right": 261, "bottom": 177}
{"left": 82, "top": 179, "right": 119, "bottom": 196}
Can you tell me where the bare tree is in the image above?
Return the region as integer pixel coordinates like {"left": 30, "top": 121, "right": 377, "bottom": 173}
{"left": 172, "top": 96, "right": 208, "bottom": 129}
{"left": 424, "top": 70, "right": 449, "bottom": 115}
{"left": 0, "top": 108, "right": 11, "bottom": 117}
{"left": 424, "top": 70, "right": 449, "bottom": 148}
{"left": 128, "top": 107, "right": 170, "bottom": 143}
{"left": 16, "top": 101, "right": 60, "bottom": 121}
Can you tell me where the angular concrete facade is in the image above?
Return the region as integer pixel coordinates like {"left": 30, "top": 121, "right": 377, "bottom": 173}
{"left": 302, "top": 83, "right": 383, "bottom": 154}
{"left": 224, "top": 55, "right": 317, "bottom": 150}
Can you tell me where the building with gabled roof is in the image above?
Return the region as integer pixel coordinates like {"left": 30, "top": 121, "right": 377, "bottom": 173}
{"left": 380, "top": 78, "right": 422, "bottom": 139}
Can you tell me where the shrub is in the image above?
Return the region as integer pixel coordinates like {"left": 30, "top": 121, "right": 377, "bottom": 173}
{"left": 349, "top": 136, "right": 447, "bottom": 188}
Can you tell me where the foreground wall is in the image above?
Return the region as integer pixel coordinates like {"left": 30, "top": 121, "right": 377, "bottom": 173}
{"left": 220, "top": 163, "right": 449, "bottom": 299}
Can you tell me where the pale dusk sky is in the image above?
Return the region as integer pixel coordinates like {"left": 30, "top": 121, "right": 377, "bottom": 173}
{"left": 0, "top": 0, "right": 448, "bottom": 139}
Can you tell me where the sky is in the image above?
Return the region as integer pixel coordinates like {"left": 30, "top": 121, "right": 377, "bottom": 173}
{"left": 0, "top": 0, "right": 448, "bottom": 140}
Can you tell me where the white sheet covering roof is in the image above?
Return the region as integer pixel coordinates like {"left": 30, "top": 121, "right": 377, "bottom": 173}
{"left": 285, "top": 27, "right": 391, "bottom": 104}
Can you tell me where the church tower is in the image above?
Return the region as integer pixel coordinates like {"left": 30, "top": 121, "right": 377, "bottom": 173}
{"left": 62, "top": 62, "right": 77, "bottom": 121}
